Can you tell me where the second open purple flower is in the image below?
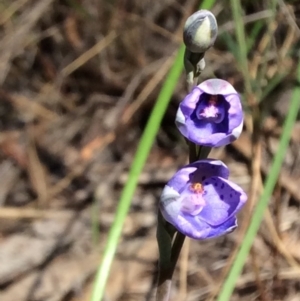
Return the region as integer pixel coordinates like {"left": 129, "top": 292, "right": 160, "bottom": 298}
{"left": 159, "top": 159, "right": 247, "bottom": 240}
{"left": 176, "top": 78, "right": 243, "bottom": 147}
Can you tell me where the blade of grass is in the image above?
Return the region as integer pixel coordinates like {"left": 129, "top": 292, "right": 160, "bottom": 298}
{"left": 230, "top": 0, "right": 253, "bottom": 96}
{"left": 246, "top": 21, "right": 263, "bottom": 54}
{"left": 90, "top": 47, "right": 182, "bottom": 301}
{"left": 216, "top": 61, "right": 300, "bottom": 301}
{"left": 89, "top": 1, "right": 217, "bottom": 300}
{"left": 219, "top": 32, "right": 239, "bottom": 58}
{"left": 255, "top": 0, "right": 278, "bottom": 101}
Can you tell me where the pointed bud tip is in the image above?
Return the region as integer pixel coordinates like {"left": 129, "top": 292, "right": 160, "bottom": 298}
{"left": 183, "top": 10, "right": 218, "bottom": 53}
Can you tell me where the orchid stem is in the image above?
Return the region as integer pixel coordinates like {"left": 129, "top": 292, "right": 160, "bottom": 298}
{"left": 156, "top": 143, "right": 211, "bottom": 301}
{"left": 156, "top": 230, "right": 186, "bottom": 301}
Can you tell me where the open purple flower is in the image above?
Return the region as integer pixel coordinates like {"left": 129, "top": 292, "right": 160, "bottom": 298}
{"left": 176, "top": 79, "right": 243, "bottom": 147}
{"left": 159, "top": 159, "right": 247, "bottom": 240}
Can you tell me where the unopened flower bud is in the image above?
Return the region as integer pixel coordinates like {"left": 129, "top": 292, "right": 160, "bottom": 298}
{"left": 183, "top": 10, "right": 218, "bottom": 53}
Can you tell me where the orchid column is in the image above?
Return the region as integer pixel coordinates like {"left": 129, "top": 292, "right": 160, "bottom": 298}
{"left": 156, "top": 10, "right": 247, "bottom": 301}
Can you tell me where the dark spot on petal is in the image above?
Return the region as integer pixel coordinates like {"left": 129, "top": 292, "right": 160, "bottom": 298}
{"left": 214, "top": 182, "right": 218, "bottom": 187}
{"left": 221, "top": 183, "right": 225, "bottom": 189}
{"left": 230, "top": 194, "right": 233, "bottom": 198}
{"left": 220, "top": 195, "right": 224, "bottom": 200}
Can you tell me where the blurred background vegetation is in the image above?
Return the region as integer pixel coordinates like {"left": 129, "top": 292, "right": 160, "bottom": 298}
{"left": 0, "top": 0, "right": 300, "bottom": 301}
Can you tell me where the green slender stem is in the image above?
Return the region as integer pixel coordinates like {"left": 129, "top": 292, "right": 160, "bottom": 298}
{"left": 156, "top": 231, "right": 186, "bottom": 301}
{"left": 198, "top": 145, "right": 211, "bottom": 159}
{"left": 157, "top": 211, "right": 176, "bottom": 269}
{"left": 155, "top": 144, "right": 194, "bottom": 301}
{"left": 156, "top": 212, "right": 176, "bottom": 301}
{"left": 189, "top": 141, "right": 198, "bottom": 162}
{"left": 156, "top": 143, "right": 211, "bottom": 301}
{"left": 216, "top": 62, "right": 300, "bottom": 301}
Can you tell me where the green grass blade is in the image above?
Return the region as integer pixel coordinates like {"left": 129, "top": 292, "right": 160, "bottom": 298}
{"left": 200, "top": 0, "right": 216, "bottom": 9}
{"left": 219, "top": 32, "right": 239, "bottom": 58}
{"left": 216, "top": 61, "right": 300, "bottom": 301}
{"left": 90, "top": 47, "right": 183, "bottom": 301}
{"left": 89, "top": 1, "right": 217, "bottom": 300}
{"left": 246, "top": 21, "right": 263, "bottom": 54}
{"left": 230, "top": 0, "right": 252, "bottom": 96}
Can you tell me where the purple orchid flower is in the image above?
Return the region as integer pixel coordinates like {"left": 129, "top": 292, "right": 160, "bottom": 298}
{"left": 160, "top": 159, "right": 247, "bottom": 240}
{"left": 176, "top": 79, "right": 243, "bottom": 147}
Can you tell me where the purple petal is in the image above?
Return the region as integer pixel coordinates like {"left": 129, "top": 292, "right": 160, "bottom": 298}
{"left": 160, "top": 185, "right": 182, "bottom": 224}
{"left": 167, "top": 160, "right": 229, "bottom": 193}
{"left": 180, "top": 87, "right": 202, "bottom": 117}
{"left": 225, "top": 94, "right": 243, "bottom": 134}
{"left": 198, "top": 79, "right": 238, "bottom": 95}
{"left": 185, "top": 119, "right": 229, "bottom": 147}
{"left": 175, "top": 214, "right": 237, "bottom": 239}
{"left": 175, "top": 107, "right": 188, "bottom": 137}
{"left": 167, "top": 167, "right": 197, "bottom": 193}
{"left": 204, "top": 217, "right": 237, "bottom": 238}
{"left": 175, "top": 214, "right": 212, "bottom": 238}
{"left": 188, "top": 159, "right": 229, "bottom": 181}
{"left": 199, "top": 176, "right": 247, "bottom": 226}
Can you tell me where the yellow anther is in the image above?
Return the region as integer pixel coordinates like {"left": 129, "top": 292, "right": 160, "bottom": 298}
{"left": 190, "top": 183, "right": 203, "bottom": 193}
